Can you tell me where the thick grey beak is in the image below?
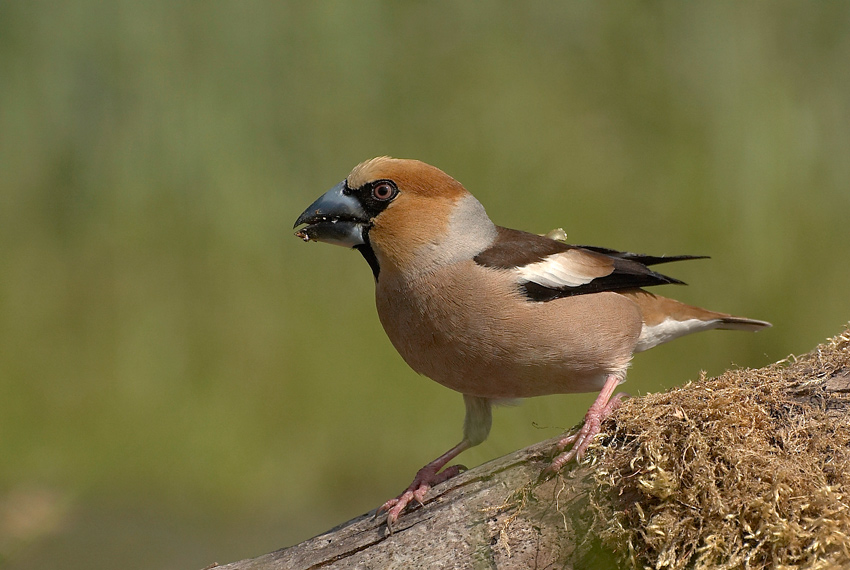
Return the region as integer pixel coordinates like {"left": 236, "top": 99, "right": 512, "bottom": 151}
{"left": 294, "top": 181, "right": 368, "bottom": 247}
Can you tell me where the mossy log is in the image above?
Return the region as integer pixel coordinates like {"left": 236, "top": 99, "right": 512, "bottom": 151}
{"left": 215, "top": 325, "right": 850, "bottom": 570}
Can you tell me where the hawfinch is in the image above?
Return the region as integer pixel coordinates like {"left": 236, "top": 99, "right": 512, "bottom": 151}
{"left": 294, "top": 157, "right": 770, "bottom": 526}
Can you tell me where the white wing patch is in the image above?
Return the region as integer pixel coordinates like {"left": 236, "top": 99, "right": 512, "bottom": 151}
{"left": 515, "top": 250, "right": 611, "bottom": 289}
{"left": 635, "top": 317, "right": 721, "bottom": 352}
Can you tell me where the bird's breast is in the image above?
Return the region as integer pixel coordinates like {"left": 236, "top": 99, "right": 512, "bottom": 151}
{"left": 374, "top": 262, "right": 643, "bottom": 399}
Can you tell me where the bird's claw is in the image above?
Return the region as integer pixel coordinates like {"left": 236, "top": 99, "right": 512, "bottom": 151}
{"left": 377, "top": 464, "right": 466, "bottom": 529}
{"left": 546, "top": 391, "right": 628, "bottom": 474}
{"left": 546, "top": 420, "right": 600, "bottom": 473}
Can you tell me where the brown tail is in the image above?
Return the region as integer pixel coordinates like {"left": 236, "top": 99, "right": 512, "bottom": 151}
{"left": 619, "top": 289, "right": 771, "bottom": 352}
{"left": 714, "top": 315, "right": 772, "bottom": 332}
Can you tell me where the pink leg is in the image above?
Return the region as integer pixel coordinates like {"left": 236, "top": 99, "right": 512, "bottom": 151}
{"left": 547, "top": 374, "right": 626, "bottom": 473}
{"left": 378, "top": 440, "right": 471, "bottom": 528}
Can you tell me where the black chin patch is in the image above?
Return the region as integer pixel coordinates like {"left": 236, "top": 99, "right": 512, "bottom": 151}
{"left": 355, "top": 232, "right": 380, "bottom": 281}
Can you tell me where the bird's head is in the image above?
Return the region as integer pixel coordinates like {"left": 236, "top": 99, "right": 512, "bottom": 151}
{"left": 295, "top": 157, "right": 496, "bottom": 278}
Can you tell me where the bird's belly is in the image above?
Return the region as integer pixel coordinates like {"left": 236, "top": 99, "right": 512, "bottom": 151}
{"left": 375, "top": 271, "right": 642, "bottom": 399}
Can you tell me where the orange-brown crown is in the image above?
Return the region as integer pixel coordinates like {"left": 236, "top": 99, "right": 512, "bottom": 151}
{"left": 347, "top": 157, "right": 467, "bottom": 200}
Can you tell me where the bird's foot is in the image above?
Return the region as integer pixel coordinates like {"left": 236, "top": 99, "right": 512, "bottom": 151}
{"left": 378, "top": 463, "right": 465, "bottom": 529}
{"left": 547, "top": 391, "right": 627, "bottom": 473}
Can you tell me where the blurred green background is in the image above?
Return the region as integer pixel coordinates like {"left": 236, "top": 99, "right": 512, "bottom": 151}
{"left": 2, "top": 2, "right": 849, "bottom": 568}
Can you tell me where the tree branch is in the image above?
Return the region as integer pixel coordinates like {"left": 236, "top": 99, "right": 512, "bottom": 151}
{"left": 214, "top": 325, "right": 850, "bottom": 570}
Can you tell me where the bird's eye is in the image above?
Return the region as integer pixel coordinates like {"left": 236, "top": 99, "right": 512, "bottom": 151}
{"left": 372, "top": 182, "right": 396, "bottom": 201}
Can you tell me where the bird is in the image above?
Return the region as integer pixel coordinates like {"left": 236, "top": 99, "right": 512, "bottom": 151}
{"left": 294, "top": 156, "right": 770, "bottom": 527}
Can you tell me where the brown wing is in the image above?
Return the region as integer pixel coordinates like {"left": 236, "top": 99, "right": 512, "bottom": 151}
{"left": 474, "top": 227, "right": 696, "bottom": 302}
